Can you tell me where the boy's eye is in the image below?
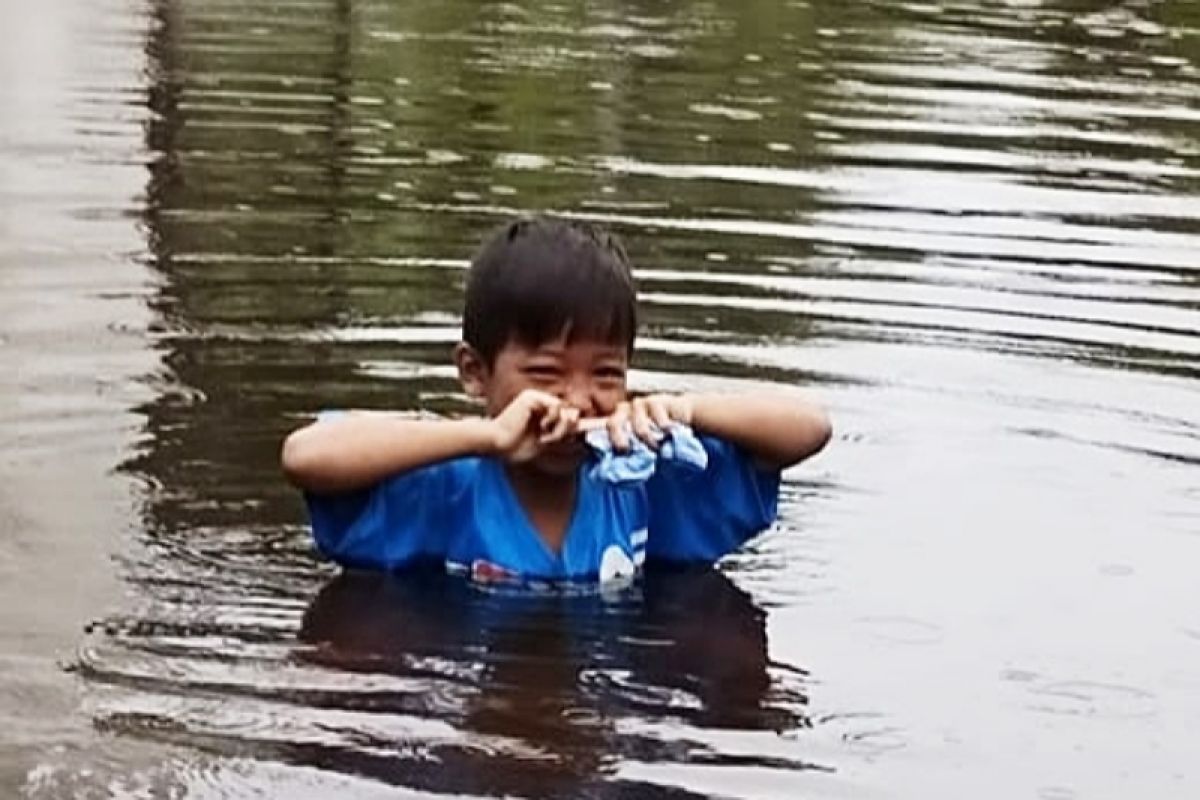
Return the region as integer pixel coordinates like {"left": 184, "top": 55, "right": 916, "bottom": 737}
{"left": 594, "top": 367, "right": 627, "bottom": 380}
{"left": 524, "top": 365, "right": 562, "bottom": 379}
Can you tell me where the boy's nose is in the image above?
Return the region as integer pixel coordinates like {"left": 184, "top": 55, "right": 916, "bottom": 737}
{"left": 563, "top": 380, "right": 596, "bottom": 415}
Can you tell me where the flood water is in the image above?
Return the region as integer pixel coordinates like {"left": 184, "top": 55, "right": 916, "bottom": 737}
{"left": 2, "top": 0, "right": 1199, "bottom": 797}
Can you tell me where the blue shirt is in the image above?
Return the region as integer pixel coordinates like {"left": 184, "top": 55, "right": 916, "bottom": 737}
{"left": 305, "top": 434, "right": 779, "bottom": 583}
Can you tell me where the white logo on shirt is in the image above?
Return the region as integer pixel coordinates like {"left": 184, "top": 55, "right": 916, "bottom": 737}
{"left": 599, "top": 545, "right": 636, "bottom": 584}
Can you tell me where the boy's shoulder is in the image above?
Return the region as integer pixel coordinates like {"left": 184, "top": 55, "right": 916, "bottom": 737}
{"left": 372, "top": 452, "right": 484, "bottom": 499}
{"left": 644, "top": 432, "right": 781, "bottom": 562}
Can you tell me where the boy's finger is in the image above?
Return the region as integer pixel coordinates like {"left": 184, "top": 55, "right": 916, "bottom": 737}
{"left": 575, "top": 416, "right": 608, "bottom": 432}
{"left": 607, "top": 403, "right": 631, "bottom": 451}
{"left": 521, "top": 388, "right": 560, "bottom": 412}
{"left": 631, "top": 400, "right": 660, "bottom": 448}
{"left": 648, "top": 397, "right": 675, "bottom": 430}
{"left": 539, "top": 403, "right": 560, "bottom": 433}
{"left": 540, "top": 410, "right": 573, "bottom": 443}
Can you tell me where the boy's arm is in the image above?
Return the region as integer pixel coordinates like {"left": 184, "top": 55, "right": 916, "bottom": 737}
{"left": 282, "top": 414, "right": 496, "bottom": 494}
{"left": 595, "top": 391, "right": 831, "bottom": 472}
{"left": 282, "top": 389, "right": 579, "bottom": 493}
{"left": 687, "top": 392, "right": 832, "bottom": 471}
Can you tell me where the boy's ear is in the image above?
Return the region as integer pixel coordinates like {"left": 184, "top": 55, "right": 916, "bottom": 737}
{"left": 454, "top": 342, "right": 489, "bottom": 398}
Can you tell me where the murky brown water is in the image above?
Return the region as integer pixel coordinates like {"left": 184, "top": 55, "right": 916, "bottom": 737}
{"left": 3, "top": 0, "right": 1199, "bottom": 797}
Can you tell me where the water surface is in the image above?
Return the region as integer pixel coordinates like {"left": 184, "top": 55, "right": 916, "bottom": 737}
{"left": 3, "top": 0, "right": 1200, "bottom": 797}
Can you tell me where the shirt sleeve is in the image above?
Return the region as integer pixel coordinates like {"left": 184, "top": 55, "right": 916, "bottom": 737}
{"left": 304, "top": 459, "right": 474, "bottom": 571}
{"left": 645, "top": 434, "right": 781, "bottom": 563}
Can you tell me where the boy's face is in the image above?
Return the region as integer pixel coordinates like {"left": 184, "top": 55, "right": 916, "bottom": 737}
{"left": 457, "top": 331, "right": 630, "bottom": 474}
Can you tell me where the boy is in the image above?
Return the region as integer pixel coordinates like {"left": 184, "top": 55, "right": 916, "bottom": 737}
{"left": 282, "top": 216, "right": 831, "bottom": 584}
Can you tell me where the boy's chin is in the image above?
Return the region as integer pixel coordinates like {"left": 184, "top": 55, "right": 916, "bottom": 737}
{"left": 531, "top": 447, "right": 586, "bottom": 477}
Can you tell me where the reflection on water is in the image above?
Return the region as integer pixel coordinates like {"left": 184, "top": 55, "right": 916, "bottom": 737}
{"left": 301, "top": 569, "right": 811, "bottom": 794}
{"left": 8, "top": 0, "right": 1200, "bottom": 797}
{"left": 80, "top": 567, "right": 812, "bottom": 798}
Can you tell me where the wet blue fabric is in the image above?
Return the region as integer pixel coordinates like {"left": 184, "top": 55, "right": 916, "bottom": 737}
{"left": 305, "top": 429, "right": 779, "bottom": 581}
{"left": 583, "top": 423, "right": 708, "bottom": 485}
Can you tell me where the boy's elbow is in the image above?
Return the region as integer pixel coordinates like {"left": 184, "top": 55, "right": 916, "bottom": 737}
{"left": 281, "top": 429, "right": 321, "bottom": 489}
{"left": 809, "top": 409, "right": 833, "bottom": 455}
{"left": 786, "top": 405, "right": 832, "bottom": 466}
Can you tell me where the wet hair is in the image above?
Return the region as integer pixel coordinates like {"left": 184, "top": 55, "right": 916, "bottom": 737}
{"left": 462, "top": 216, "right": 637, "bottom": 365}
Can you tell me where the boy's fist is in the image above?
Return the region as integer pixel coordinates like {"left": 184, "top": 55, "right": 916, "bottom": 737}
{"left": 579, "top": 393, "right": 695, "bottom": 452}
{"left": 489, "top": 389, "right": 581, "bottom": 463}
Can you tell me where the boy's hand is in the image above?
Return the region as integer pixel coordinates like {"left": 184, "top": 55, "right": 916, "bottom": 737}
{"left": 490, "top": 389, "right": 582, "bottom": 462}
{"left": 578, "top": 393, "right": 695, "bottom": 452}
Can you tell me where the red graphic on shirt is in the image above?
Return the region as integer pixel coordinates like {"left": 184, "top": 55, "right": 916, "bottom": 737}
{"left": 471, "top": 559, "right": 519, "bottom": 583}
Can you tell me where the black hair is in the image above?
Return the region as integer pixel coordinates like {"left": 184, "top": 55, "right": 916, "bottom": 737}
{"left": 462, "top": 216, "right": 637, "bottom": 365}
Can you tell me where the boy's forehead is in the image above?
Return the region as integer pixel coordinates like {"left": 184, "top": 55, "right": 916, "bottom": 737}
{"left": 504, "top": 335, "right": 627, "bottom": 359}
